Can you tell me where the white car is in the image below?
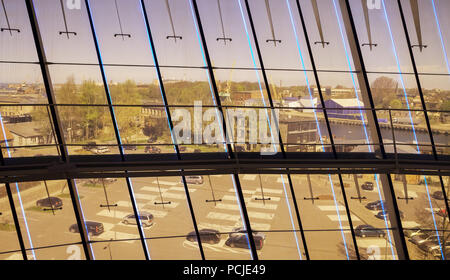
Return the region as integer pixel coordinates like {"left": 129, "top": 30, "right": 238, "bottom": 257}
{"left": 93, "top": 146, "right": 110, "bottom": 154}
{"left": 184, "top": 176, "right": 204, "bottom": 185}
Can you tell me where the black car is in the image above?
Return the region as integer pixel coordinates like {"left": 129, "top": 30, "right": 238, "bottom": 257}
{"left": 69, "top": 221, "right": 104, "bottom": 237}
{"left": 225, "top": 234, "right": 264, "bottom": 250}
{"left": 354, "top": 225, "right": 385, "bottom": 238}
{"left": 375, "top": 210, "right": 404, "bottom": 220}
{"left": 83, "top": 141, "right": 97, "bottom": 151}
{"left": 123, "top": 145, "right": 137, "bottom": 151}
{"left": 186, "top": 229, "right": 221, "bottom": 244}
{"left": 365, "top": 200, "right": 386, "bottom": 211}
{"left": 361, "top": 182, "right": 374, "bottom": 191}
{"left": 432, "top": 191, "right": 445, "bottom": 200}
{"left": 36, "top": 197, "right": 63, "bottom": 209}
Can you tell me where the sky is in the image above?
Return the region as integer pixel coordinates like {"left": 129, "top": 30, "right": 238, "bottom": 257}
{"left": 0, "top": 0, "right": 449, "bottom": 90}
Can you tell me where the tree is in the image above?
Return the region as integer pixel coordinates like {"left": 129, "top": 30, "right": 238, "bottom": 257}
{"left": 389, "top": 99, "right": 403, "bottom": 109}
{"left": 371, "top": 76, "right": 398, "bottom": 108}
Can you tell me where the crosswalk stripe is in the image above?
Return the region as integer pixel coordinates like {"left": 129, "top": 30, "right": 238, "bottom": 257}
{"left": 216, "top": 203, "right": 240, "bottom": 211}
{"left": 227, "top": 188, "right": 255, "bottom": 195}
{"left": 169, "top": 186, "right": 189, "bottom": 192}
{"left": 327, "top": 215, "right": 361, "bottom": 222}
{"left": 151, "top": 180, "right": 179, "bottom": 186}
{"left": 316, "top": 205, "right": 346, "bottom": 211}
{"left": 134, "top": 193, "right": 158, "bottom": 201}
{"left": 96, "top": 210, "right": 129, "bottom": 220}
{"left": 197, "top": 223, "right": 235, "bottom": 233}
{"left": 236, "top": 221, "right": 271, "bottom": 231}
{"left": 247, "top": 201, "right": 278, "bottom": 210}
{"left": 258, "top": 188, "right": 283, "bottom": 194}
{"left": 206, "top": 212, "right": 241, "bottom": 222}
{"left": 222, "top": 195, "right": 250, "bottom": 203}
{"left": 400, "top": 190, "right": 418, "bottom": 198}
{"left": 140, "top": 186, "right": 168, "bottom": 193}
{"left": 162, "top": 192, "right": 186, "bottom": 200}
{"left": 248, "top": 211, "right": 274, "bottom": 220}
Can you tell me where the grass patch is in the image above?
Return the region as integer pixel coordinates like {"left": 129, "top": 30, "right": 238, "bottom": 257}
{"left": 0, "top": 223, "right": 16, "bottom": 232}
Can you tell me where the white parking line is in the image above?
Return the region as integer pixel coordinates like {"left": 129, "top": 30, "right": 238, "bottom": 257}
{"left": 247, "top": 201, "right": 278, "bottom": 210}
{"left": 97, "top": 231, "right": 140, "bottom": 243}
{"left": 169, "top": 186, "right": 190, "bottom": 192}
{"left": 327, "top": 215, "right": 361, "bottom": 222}
{"left": 140, "top": 186, "right": 168, "bottom": 193}
{"left": 134, "top": 193, "right": 158, "bottom": 201}
{"left": 222, "top": 195, "right": 250, "bottom": 203}
{"left": 151, "top": 180, "right": 179, "bottom": 186}
{"left": 248, "top": 211, "right": 274, "bottom": 220}
{"left": 216, "top": 203, "right": 240, "bottom": 211}
{"left": 162, "top": 192, "right": 186, "bottom": 200}
{"left": 206, "top": 212, "right": 241, "bottom": 222}
{"left": 96, "top": 210, "right": 129, "bottom": 220}
{"left": 259, "top": 188, "right": 283, "bottom": 194}
{"left": 197, "top": 223, "right": 235, "bottom": 233}
{"left": 227, "top": 189, "right": 255, "bottom": 195}
{"left": 316, "top": 205, "right": 346, "bottom": 211}
{"left": 400, "top": 190, "right": 418, "bottom": 198}
{"left": 234, "top": 221, "right": 271, "bottom": 231}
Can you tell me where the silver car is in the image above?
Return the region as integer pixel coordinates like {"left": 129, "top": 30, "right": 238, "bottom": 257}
{"left": 122, "top": 212, "right": 154, "bottom": 227}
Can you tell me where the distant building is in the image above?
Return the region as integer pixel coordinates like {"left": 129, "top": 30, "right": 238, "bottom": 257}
{"left": 299, "top": 97, "right": 318, "bottom": 113}
{"left": 141, "top": 100, "right": 165, "bottom": 119}
{"left": 322, "top": 98, "right": 365, "bottom": 120}
{"left": 6, "top": 122, "right": 53, "bottom": 146}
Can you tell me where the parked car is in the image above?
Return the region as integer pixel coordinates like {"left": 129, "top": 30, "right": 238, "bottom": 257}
{"left": 122, "top": 212, "right": 154, "bottom": 227}
{"left": 365, "top": 200, "right": 386, "bottom": 211}
{"left": 93, "top": 146, "right": 110, "bottom": 154}
{"left": 409, "top": 233, "right": 443, "bottom": 246}
{"left": 69, "top": 221, "right": 104, "bottom": 237}
{"left": 179, "top": 146, "right": 187, "bottom": 152}
{"left": 431, "top": 191, "right": 446, "bottom": 200}
{"left": 375, "top": 210, "right": 404, "bottom": 220}
{"left": 83, "top": 141, "right": 97, "bottom": 151}
{"left": 144, "top": 146, "right": 161, "bottom": 153}
{"left": 194, "top": 149, "right": 201, "bottom": 153}
{"left": 419, "top": 240, "right": 450, "bottom": 254}
{"left": 185, "top": 176, "right": 204, "bottom": 185}
{"left": 123, "top": 144, "right": 137, "bottom": 151}
{"left": 229, "top": 227, "right": 266, "bottom": 240}
{"left": 354, "top": 225, "right": 385, "bottom": 238}
{"left": 36, "top": 197, "right": 63, "bottom": 209}
{"left": 225, "top": 234, "right": 264, "bottom": 250}
{"left": 435, "top": 208, "right": 448, "bottom": 218}
{"left": 361, "top": 182, "right": 374, "bottom": 191}
{"left": 404, "top": 228, "right": 423, "bottom": 238}
{"left": 186, "top": 229, "right": 221, "bottom": 244}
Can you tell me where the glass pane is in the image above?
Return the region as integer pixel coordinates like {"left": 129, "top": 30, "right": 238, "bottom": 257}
{"left": 0, "top": 184, "right": 23, "bottom": 260}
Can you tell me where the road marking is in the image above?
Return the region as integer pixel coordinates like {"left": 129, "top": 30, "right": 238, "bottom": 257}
{"left": 234, "top": 221, "right": 271, "bottom": 231}
{"left": 228, "top": 189, "right": 255, "bottom": 195}
{"left": 197, "top": 223, "right": 235, "bottom": 233}
{"left": 162, "top": 192, "right": 186, "bottom": 200}
{"left": 247, "top": 201, "right": 278, "bottom": 210}
{"left": 248, "top": 211, "right": 274, "bottom": 220}
{"left": 96, "top": 210, "right": 129, "bottom": 220}
{"left": 4, "top": 253, "right": 33, "bottom": 260}
{"left": 327, "top": 215, "right": 360, "bottom": 222}
{"left": 316, "top": 205, "right": 346, "bottom": 211}
{"left": 216, "top": 203, "right": 240, "bottom": 211}
{"left": 151, "top": 180, "right": 179, "bottom": 186}
{"left": 140, "top": 186, "right": 168, "bottom": 193}
{"left": 260, "top": 188, "right": 283, "bottom": 194}
{"left": 243, "top": 175, "right": 256, "bottom": 180}
{"left": 356, "top": 238, "right": 392, "bottom": 248}
{"left": 134, "top": 193, "right": 158, "bottom": 201}
{"left": 169, "top": 186, "right": 190, "bottom": 192}
{"left": 222, "top": 195, "right": 250, "bottom": 203}
{"left": 206, "top": 212, "right": 241, "bottom": 222}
